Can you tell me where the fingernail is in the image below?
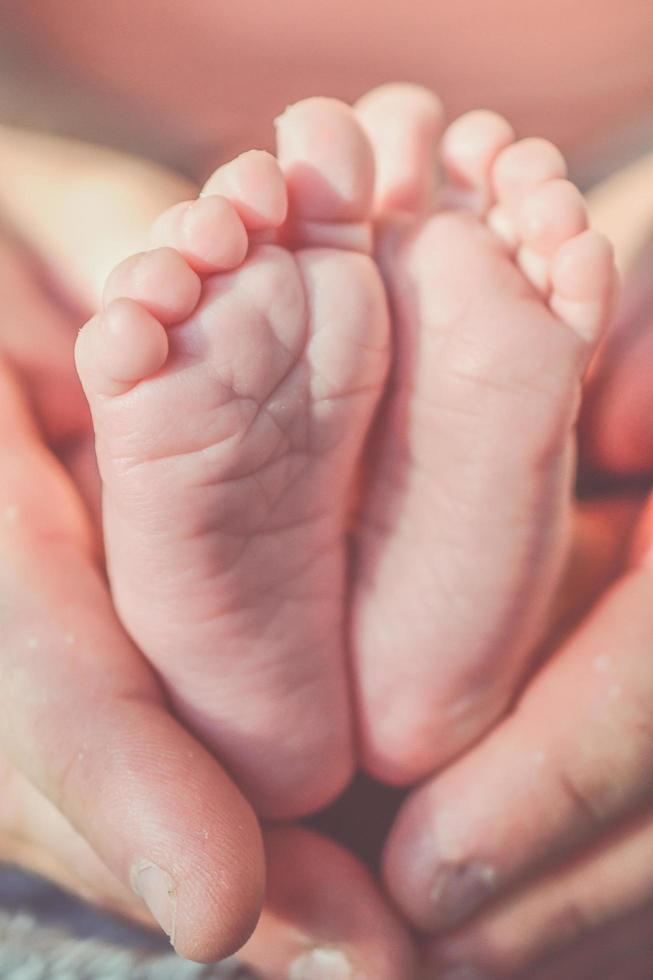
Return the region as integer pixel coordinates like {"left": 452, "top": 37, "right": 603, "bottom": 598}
{"left": 131, "top": 860, "right": 177, "bottom": 945}
{"left": 430, "top": 861, "right": 497, "bottom": 929}
{"left": 288, "top": 946, "right": 353, "bottom": 979}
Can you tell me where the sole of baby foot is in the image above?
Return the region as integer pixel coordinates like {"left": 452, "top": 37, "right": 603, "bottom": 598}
{"left": 76, "top": 97, "right": 390, "bottom": 819}
{"left": 351, "top": 84, "right": 617, "bottom": 784}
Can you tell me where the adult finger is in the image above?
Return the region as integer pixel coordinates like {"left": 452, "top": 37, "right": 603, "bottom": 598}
{"left": 523, "top": 902, "right": 653, "bottom": 980}
{"left": 0, "top": 360, "right": 265, "bottom": 962}
{"left": 0, "top": 756, "right": 150, "bottom": 924}
{"left": 0, "top": 755, "right": 416, "bottom": 977}
{"left": 423, "top": 807, "right": 653, "bottom": 978}
{"left": 383, "top": 543, "right": 653, "bottom": 937}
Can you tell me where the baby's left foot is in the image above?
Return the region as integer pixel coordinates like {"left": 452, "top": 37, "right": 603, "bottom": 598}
{"left": 351, "top": 85, "right": 618, "bottom": 783}
{"left": 76, "top": 99, "right": 389, "bottom": 818}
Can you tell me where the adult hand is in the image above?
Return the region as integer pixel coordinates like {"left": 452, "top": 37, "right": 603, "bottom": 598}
{"left": 0, "top": 183, "right": 265, "bottom": 962}
{"left": 381, "top": 487, "right": 653, "bottom": 978}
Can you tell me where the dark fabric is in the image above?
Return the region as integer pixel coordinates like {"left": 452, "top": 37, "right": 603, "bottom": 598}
{"left": 0, "top": 864, "right": 257, "bottom": 979}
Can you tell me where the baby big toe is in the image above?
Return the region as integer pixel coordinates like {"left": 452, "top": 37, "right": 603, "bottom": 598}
{"left": 354, "top": 82, "right": 444, "bottom": 214}
{"left": 75, "top": 298, "right": 168, "bottom": 398}
{"left": 149, "top": 195, "right": 248, "bottom": 275}
{"left": 103, "top": 247, "right": 201, "bottom": 324}
{"left": 550, "top": 229, "right": 617, "bottom": 344}
{"left": 441, "top": 109, "right": 515, "bottom": 214}
{"left": 275, "top": 96, "right": 375, "bottom": 250}
{"left": 516, "top": 178, "right": 588, "bottom": 292}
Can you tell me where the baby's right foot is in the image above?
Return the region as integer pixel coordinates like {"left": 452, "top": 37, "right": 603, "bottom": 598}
{"left": 76, "top": 99, "right": 389, "bottom": 818}
{"left": 351, "top": 85, "right": 618, "bottom": 783}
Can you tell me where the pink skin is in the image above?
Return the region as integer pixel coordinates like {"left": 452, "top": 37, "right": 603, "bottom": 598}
{"left": 425, "top": 808, "right": 653, "bottom": 978}
{"left": 0, "top": 349, "right": 412, "bottom": 970}
{"left": 6, "top": 84, "right": 653, "bottom": 979}
{"left": 241, "top": 826, "right": 416, "bottom": 980}
{"left": 352, "top": 87, "right": 653, "bottom": 980}
{"left": 0, "top": 358, "right": 265, "bottom": 963}
{"left": 386, "top": 527, "right": 653, "bottom": 978}
{"left": 350, "top": 84, "right": 617, "bottom": 785}
{"left": 73, "top": 88, "right": 626, "bottom": 978}
{"left": 519, "top": 903, "right": 653, "bottom": 980}
{"left": 0, "top": 143, "right": 415, "bottom": 978}
{"left": 3, "top": 82, "right": 653, "bottom": 979}
{"left": 76, "top": 97, "right": 390, "bottom": 820}
{"left": 346, "top": 93, "right": 653, "bottom": 978}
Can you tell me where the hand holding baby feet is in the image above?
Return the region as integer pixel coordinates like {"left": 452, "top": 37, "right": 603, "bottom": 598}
{"left": 385, "top": 496, "right": 653, "bottom": 978}
{"left": 0, "top": 358, "right": 265, "bottom": 965}
{"left": 76, "top": 97, "right": 390, "bottom": 819}
{"left": 0, "top": 129, "right": 418, "bottom": 976}
{"left": 350, "top": 83, "right": 617, "bottom": 784}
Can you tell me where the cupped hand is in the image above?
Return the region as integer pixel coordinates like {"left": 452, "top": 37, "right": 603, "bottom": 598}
{"left": 381, "top": 474, "right": 653, "bottom": 979}
{"left": 0, "top": 206, "right": 266, "bottom": 963}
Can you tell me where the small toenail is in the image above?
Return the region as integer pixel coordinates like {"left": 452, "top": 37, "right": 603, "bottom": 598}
{"left": 130, "top": 860, "right": 177, "bottom": 946}
{"left": 288, "top": 946, "right": 353, "bottom": 979}
{"left": 430, "top": 861, "right": 498, "bottom": 929}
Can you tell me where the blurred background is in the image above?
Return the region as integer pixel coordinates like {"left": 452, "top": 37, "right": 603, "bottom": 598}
{"left": 1, "top": 0, "right": 652, "bottom": 183}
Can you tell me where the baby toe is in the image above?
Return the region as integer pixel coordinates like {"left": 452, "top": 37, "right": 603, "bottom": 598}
{"left": 149, "top": 196, "right": 248, "bottom": 275}
{"left": 489, "top": 138, "right": 567, "bottom": 251}
{"left": 518, "top": 179, "right": 588, "bottom": 253}
{"left": 493, "top": 137, "right": 567, "bottom": 204}
{"left": 516, "top": 178, "right": 588, "bottom": 292}
{"left": 103, "top": 247, "right": 201, "bottom": 324}
{"left": 355, "top": 82, "right": 444, "bottom": 214}
{"left": 76, "top": 298, "right": 169, "bottom": 398}
{"left": 441, "top": 109, "right": 515, "bottom": 214}
{"left": 201, "top": 150, "right": 288, "bottom": 231}
{"left": 550, "top": 230, "right": 617, "bottom": 344}
{"left": 275, "top": 96, "right": 375, "bottom": 250}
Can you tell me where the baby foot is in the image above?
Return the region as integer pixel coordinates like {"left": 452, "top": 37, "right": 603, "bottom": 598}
{"left": 352, "top": 84, "right": 617, "bottom": 783}
{"left": 75, "top": 98, "right": 390, "bottom": 818}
